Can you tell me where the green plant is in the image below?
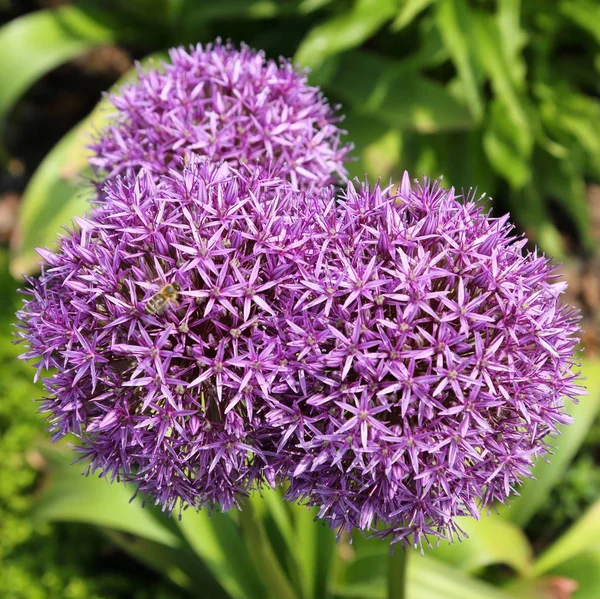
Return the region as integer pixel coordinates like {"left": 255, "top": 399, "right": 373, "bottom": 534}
{"left": 4, "top": 0, "right": 600, "bottom": 275}
{"left": 526, "top": 414, "right": 600, "bottom": 546}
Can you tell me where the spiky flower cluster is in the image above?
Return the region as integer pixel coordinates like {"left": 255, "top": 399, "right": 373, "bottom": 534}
{"left": 17, "top": 160, "right": 321, "bottom": 511}
{"left": 90, "top": 41, "right": 350, "bottom": 190}
{"left": 263, "top": 175, "right": 581, "bottom": 545}
{"left": 17, "top": 40, "right": 582, "bottom": 546}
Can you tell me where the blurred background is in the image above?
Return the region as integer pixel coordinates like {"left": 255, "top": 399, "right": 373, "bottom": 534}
{"left": 0, "top": 1, "right": 599, "bottom": 598}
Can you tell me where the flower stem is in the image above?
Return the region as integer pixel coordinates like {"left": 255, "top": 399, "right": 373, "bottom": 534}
{"left": 239, "top": 497, "right": 299, "bottom": 599}
{"left": 388, "top": 546, "right": 408, "bottom": 599}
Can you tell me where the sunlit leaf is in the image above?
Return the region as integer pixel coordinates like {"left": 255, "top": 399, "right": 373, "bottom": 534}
{"left": 495, "top": 0, "right": 528, "bottom": 87}
{"left": 391, "top": 0, "right": 435, "bottom": 31}
{"left": 34, "top": 447, "right": 182, "bottom": 548}
{"left": 326, "top": 51, "right": 473, "bottom": 133}
{"left": 0, "top": 3, "right": 122, "bottom": 130}
{"left": 435, "top": 0, "right": 483, "bottom": 120}
{"left": 298, "top": 0, "right": 336, "bottom": 15}
{"left": 103, "top": 528, "right": 230, "bottom": 597}
{"left": 498, "top": 359, "right": 600, "bottom": 527}
{"left": 431, "top": 513, "right": 533, "bottom": 576}
{"left": 483, "top": 98, "right": 531, "bottom": 189}
{"left": 536, "top": 82, "right": 600, "bottom": 179}
{"left": 10, "top": 54, "right": 166, "bottom": 278}
{"left": 533, "top": 150, "right": 594, "bottom": 254}
{"left": 473, "top": 10, "right": 533, "bottom": 146}
{"left": 537, "top": 550, "right": 600, "bottom": 599}
{"left": 177, "top": 508, "right": 267, "bottom": 599}
{"left": 334, "top": 547, "right": 512, "bottom": 599}
{"left": 287, "top": 500, "right": 335, "bottom": 599}
{"left": 295, "top": 0, "right": 397, "bottom": 69}
{"left": 534, "top": 500, "right": 600, "bottom": 575}
{"left": 559, "top": 0, "right": 600, "bottom": 44}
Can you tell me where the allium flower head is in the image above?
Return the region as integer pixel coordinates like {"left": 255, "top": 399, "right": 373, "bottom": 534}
{"left": 17, "top": 159, "right": 319, "bottom": 511}
{"left": 90, "top": 41, "right": 350, "bottom": 190}
{"left": 271, "top": 173, "right": 581, "bottom": 547}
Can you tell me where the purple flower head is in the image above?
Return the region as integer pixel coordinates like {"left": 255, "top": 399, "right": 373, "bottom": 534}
{"left": 272, "top": 173, "right": 582, "bottom": 547}
{"left": 90, "top": 41, "right": 351, "bottom": 191}
{"left": 17, "top": 158, "right": 320, "bottom": 511}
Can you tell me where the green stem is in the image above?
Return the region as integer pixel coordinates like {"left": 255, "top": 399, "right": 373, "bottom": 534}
{"left": 388, "top": 546, "right": 408, "bottom": 599}
{"left": 238, "top": 497, "right": 299, "bottom": 599}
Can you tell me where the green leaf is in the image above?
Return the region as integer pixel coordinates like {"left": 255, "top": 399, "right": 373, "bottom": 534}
{"left": 410, "top": 556, "right": 512, "bottom": 599}
{"left": 391, "top": 0, "right": 435, "bottom": 31}
{"left": 295, "top": 0, "right": 397, "bottom": 69}
{"left": 288, "top": 501, "right": 336, "bottom": 599}
{"left": 238, "top": 499, "right": 299, "bottom": 599}
{"left": 473, "top": 10, "right": 533, "bottom": 147}
{"left": 177, "top": 508, "right": 268, "bottom": 599}
{"left": 298, "top": 0, "right": 336, "bottom": 15}
{"left": 498, "top": 359, "right": 600, "bottom": 527}
{"left": 103, "top": 528, "right": 231, "bottom": 597}
{"left": 483, "top": 98, "right": 531, "bottom": 189}
{"left": 327, "top": 51, "right": 474, "bottom": 133}
{"left": 10, "top": 53, "right": 167, "bottom": 278}
{"left": 34, "top": 447, "right": 182, "bottom": 548}
{"left": 534, "top": 551, "right": 600, "bottom": 599}
{"left": 430, "top": 514, "right": 533, "bottom": 576}
{"left": 169, "top": 0, "right": 283, "bottom": 39}
{"left": 387, "top": 549, "right": 408, "bottom": 599}
{"left": 434, "top": 0, "right": 483, "bottom": 120}
{"left": 503, "top": 577, "right": 577, "bottom": 599}
{"left": 534, "top": 500, "right": 600, "bottom": 576}
{"left": 334, "top": 550, "right": 512, "bottom": 599}
{"left": 495, "top": 0, "right": 527, "bottom": 87}
{"left": 559, "top": 0, "right": 600, "bottom": 44}
{"left": 499, "top": 182, "right": 565, "bottom": 259}
{"left": 260, "top": 488, "right": 297, "bottom": 559}
{"left": 0, "top": 4, "right": 117, "bottom": 128}
{"left": 417, "top": 130, "right": 495, "bottom": 194}
{"left": 10, "top": 122, "right": 95, "bottom": 278}
{"left": 342, "top": 112, "right": 402, "bottom": 180}
{"left": 536, "top": 83, "right": 600, "bottom": 179}
{"left": 533, "top": 150, "right": 594, "bottom": 254}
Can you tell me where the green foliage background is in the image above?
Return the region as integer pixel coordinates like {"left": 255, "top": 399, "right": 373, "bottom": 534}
{"left": 2, "top": 0, "right": 599, "bottom": 273}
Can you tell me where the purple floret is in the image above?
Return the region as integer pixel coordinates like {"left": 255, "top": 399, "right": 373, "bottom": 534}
{"left": 16, "top": 159, "right": 320, "bottom": 511}
{"left": 90, "top": 41, "right": 351, "bottom": 191}
{"left": 269, "top": 173, "right": 582, "bottom": 547}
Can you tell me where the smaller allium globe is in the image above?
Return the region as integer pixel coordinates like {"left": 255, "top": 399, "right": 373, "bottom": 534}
{"left": 270, "top": 174, "right": 582, "bottom": 547}
{"left": 17, "top": 159, "right": 319, "bottom": 511}
{"left": 90, "top": 41, "right": 350, "bottom": 191}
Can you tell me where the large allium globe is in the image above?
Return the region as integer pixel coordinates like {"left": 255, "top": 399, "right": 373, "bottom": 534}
{"left": 271, "top": 173, "right": 581, "bottom": 547}
{"left": 90, "top": 41, "right": 350, "bottom": 190}
{"left": 17, "top": 159, "right": 319, "bottom": 511}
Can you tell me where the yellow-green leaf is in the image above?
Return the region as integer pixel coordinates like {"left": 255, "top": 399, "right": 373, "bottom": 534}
{"left": 435, "top": 0, "right": 483, "bottom": 120}
{"left": 327, "top": 50, "right": 474, "bottom": 133}
{"left": 0, "top": 4, "right": 116, "bottom": 126}
{"left": 10, "top": 53, "right": 166, "bottom": 278}
{"left": 498, "top": 359, "right": 600, "bottom": 527}
{"left": 534, "top": 500, "right": 600, "bottom": 576}
{"left": 295, "top": 0, "right": 397, "bottom": 69}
